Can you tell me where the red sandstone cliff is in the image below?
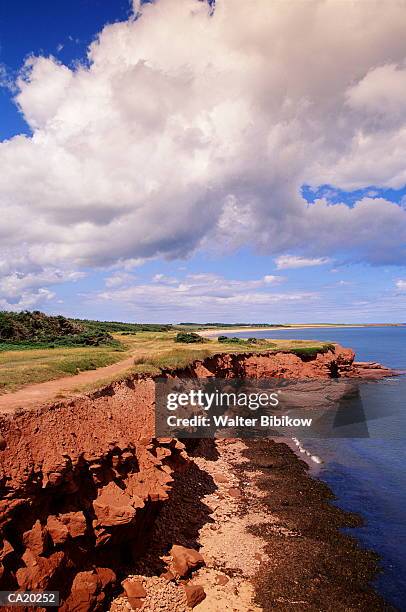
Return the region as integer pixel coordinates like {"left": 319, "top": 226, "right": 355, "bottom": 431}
{"left": 0, "top": 345, "right": 394, "bottom": 610}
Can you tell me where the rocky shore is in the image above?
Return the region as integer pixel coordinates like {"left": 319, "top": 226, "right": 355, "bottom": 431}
{"left": 109, "top": 437, "right": 393, "bottom": 611}
{"left": 0, "top": 345, "right": 397, "bottom": 610}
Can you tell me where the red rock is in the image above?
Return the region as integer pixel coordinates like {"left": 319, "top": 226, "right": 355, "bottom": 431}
{"left": 72, "top": 570, "right": 99, "bottom": 595}
{"left": 47, "top": 515, "right": 69, "bottom": 545}
{"left": 215, "top": 574, "right": 229, "bottom": 585}
{"left": 160, "top": 570, "right": 175, "bottom": 582}
{"left": 194, "top": 363, "right": 215, "bottom": 377}
{"left": 17, "top": 550, "right": 65, "bottom": 590}
{"left": 128, "top": 599, "right": 144, "bottom": 610}
{"left": 155, "top": 446, "right": 172, "bottom": 460}
{"left": 96, "top": 567, "right": 116, "bottom": 589}
{"left": 0, "top": 538, "right": 14, "bottom": 561}
{"left": 183, "top": 584, "right": 206, "bottom": 608}
{"left": 169, "top": 545, "right": 204, "bottom": 577}
{"left": 46, "top": 471, "right": 64, "bottom": 486}
{"left": 60, "top": 570, "right": 100, "bottom": 612}
{"left": 93, "top": 482, "right": 137, "bottom": 527}
{"left": 122, "top": 578, "right": 146, "bottom": 611}
{"left": 214, "top": 473, "right": 228, "bottom": 483}
{"left": 22, "top": 519, "right": 47, "bottom": 555}
{"left": 60, "top": 511, "right": 87, "bottom": 538}
{"left": 60, "top": 567, "right": 115, "bottom": 612}
{"left": 122, "top": 578, "right": 147, "bottom": 599}
{"left": 227, "top": 487, "right": 242, "bottom": 498}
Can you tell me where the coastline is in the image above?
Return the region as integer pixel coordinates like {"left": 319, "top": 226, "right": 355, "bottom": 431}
{"left": 110, "top": 438, "right": 391, "bottom": 611}
{"left": 198, "top": 324, "right": 403, "bottom": 338}
{"left": 0, "top": 344, "right": 396, "bottom": 610}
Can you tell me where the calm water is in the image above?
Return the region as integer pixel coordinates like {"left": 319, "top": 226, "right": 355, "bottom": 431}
{"left": 228, "top": 326, "right": 406, "bottom": 610}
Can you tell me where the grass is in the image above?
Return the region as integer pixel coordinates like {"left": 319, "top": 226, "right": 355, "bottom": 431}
{"left": 0, "top": 345, "right": 126, "bottom": 394}
{"left": 0, "top": 330, "right": 335, "bottom": 395}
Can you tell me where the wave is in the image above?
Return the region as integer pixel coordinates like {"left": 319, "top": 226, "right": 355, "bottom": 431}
{"left": 291, "top": 436, "right": 323, "bottom": 464}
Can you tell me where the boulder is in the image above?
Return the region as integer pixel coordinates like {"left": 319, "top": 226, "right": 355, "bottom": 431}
{"left": 160, "top": 570, "right": 175, "bottom": 582}
{"left": 122, "top": 578, "right": 146, "bottom": 610}
{"left": 183, "top": 584, "right": 206, "bottom": 608}
{"left": 60, "top": 511, "right": 87, "bottom": 538}
{"left": 47, "top": 515, "right": 69, "bottom": 545}
{"left": 22, "top": 519, "right": 47, "bottom": 555}
{"left": 16, "top": 550, "right": 65, "bottom": 590}
{"left": 169, "top": 545, "right": 204, "bottom": 577}
{"left": 227, "top": 487, "right": 242, "bottom": 498}
{"left": 122, "top": 578, "right": 146, "bottom": 599}
{"left": 60, "top": 568, "right": 115, "bottom": 612}
{"left": 93, "top": 482, "right": 137, "bottom": 528}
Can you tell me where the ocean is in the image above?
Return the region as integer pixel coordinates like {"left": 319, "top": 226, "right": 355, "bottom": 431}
{"left": 225, "top": 326, "right": 406, "bottom": 610}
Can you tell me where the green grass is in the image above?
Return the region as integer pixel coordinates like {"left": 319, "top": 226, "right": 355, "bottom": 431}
{"left": 134, "top": 347, "right": 213, "bottom": 371}
{"left": 0, "top": 345, "right": 126, "bottom": 394}
{"left": 289, "top": 343, "right": 336, "bottom": 357}
{"left": 0, "top": 330, "right": 335, "bottom": 395}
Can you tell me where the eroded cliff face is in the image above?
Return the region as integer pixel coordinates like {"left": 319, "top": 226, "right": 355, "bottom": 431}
{"left": 0, "top": 345, "right": 391, "bottom": 610}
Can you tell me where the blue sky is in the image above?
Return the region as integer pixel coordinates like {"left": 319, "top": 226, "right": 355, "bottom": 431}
{"left": 0, "top": 0, "right": 405, "bottom": 323}
{"left": 0, "top": 0, "right": 131, "bottom": 140}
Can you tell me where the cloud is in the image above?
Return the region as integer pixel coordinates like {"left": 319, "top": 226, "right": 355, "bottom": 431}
{"left": 396, "top": 279, "right": 406, "bottom": 291}
{"left": 105, "top": 271, "right": 137, "bottom": 288}
{"left": 0, "top": 288, "right": 55, "bottom": 312}
{"left": 264, "top": 275, "right": 283, "bottom": 284}
{"left": 0, "top": 256, "right": 84, "bottom": 311}
{"left": 0, "top": 0, "right": 405, "bottom": 284}
{"left": 92, "top": 272, "right": 315, "bottom": 319}
{"left": 346, "top": 64, "right": 406, "bottom": 128}
{"left": 275, "top": 255, "right": 330, "bottom": 270}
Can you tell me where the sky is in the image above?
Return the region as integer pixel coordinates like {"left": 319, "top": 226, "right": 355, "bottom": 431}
{"left": 0, "top": 0, "right": 405, "bottom": 324}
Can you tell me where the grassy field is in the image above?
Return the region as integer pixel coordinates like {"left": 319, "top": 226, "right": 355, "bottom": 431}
{"left": 0, "top": 330, "right": 334, "bottom": 395}
{"left": 0, "top": 344, "right": 127, "bottom": 394}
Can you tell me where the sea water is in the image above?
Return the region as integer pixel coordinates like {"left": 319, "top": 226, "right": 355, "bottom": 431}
{"left": 226, "top": 326, "right": 406, "bottom": 610}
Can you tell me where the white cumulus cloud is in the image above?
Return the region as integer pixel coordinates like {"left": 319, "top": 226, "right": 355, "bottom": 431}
{"left": 0, "top": 0, "right": 405, "bottom": 292}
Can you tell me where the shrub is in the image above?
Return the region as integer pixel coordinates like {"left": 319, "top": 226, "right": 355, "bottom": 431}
{"left": 175, "top": 332, "right": 204, "bottom": 344}
{"left": 217, "top": 336, "right": 245, "bottom": 344}
{"left": 0, "top": 311, "right": 120, "bottom": 349}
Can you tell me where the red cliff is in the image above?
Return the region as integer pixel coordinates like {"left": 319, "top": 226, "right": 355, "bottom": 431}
{"left": 0, "top": 345, "right": 395, "bottom": 610}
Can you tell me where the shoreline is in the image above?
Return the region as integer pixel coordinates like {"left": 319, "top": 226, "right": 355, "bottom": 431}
{"left": 0, "top": 344, "right": 397, "bottom": 610}
{"left": 240, "top": 439, "right": 391, "bottom": 611}
{"left": 198, "top": 323, "right": 403, "bottom": 338}
{"left": 110, "top": 438, "right": 391, "bottom": 611}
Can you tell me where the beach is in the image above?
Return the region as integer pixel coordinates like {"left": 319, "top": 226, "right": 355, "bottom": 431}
{"left": 110, "top": 437, "right": 389, "bottom": 611}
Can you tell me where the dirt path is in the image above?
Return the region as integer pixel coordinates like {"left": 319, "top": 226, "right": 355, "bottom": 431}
{"left": 0, "top": 354, "right": 136, "bottom": 414}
